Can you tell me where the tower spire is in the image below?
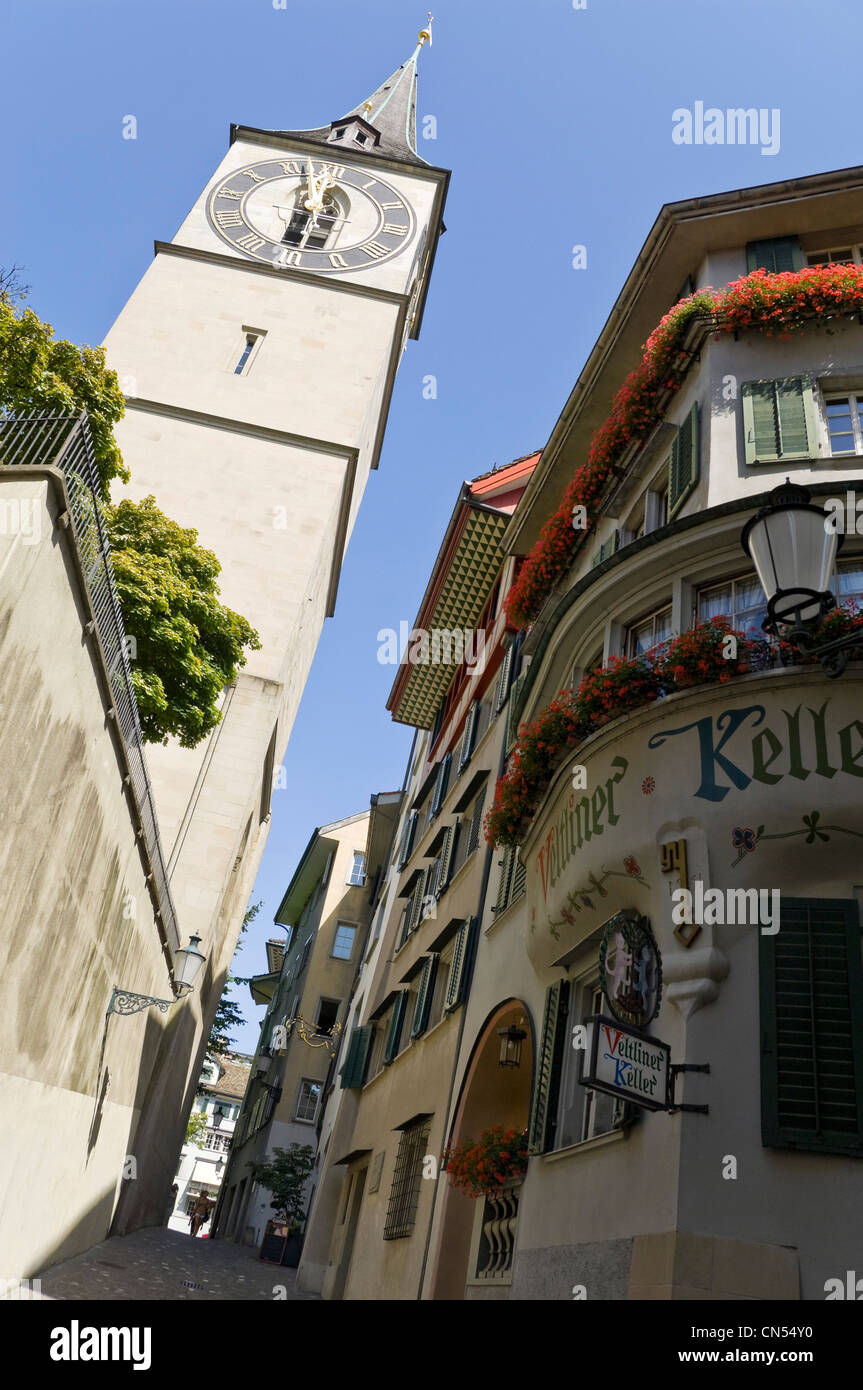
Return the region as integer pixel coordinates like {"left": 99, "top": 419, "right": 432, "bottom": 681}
{"left": 269, "top": 19, "right": 436, "bottom": 167}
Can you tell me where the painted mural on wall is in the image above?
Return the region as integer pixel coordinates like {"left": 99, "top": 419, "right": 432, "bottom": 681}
{"left": 527, "top": 689, "right": 863, "bottom": 940}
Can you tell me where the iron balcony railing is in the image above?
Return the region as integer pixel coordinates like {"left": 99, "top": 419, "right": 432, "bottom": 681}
{"left": 0, "top": 410, "right": 180, "bottom": 951}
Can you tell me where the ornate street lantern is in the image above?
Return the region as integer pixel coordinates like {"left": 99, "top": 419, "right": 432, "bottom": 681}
{"left": 497, "top": 1024, "right": 527, "bottom": 1069}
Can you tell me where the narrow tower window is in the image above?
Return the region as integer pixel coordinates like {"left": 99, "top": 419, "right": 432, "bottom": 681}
{"left": 232, "top": 328, "right": 266, "bottom": 377}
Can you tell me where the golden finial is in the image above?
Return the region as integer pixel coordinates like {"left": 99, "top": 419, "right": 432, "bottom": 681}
{"left": 361, "top": 100, "right": 373, "bottom": 116}
{"left": 418, "top": 12, "right": 434, "bottom": 47}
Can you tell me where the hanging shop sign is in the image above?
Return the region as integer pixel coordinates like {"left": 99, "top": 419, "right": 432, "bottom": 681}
{"left": 580, "top": 1015, "right": 671, "bottom": 1112}
{"left": 598, "top": 912, "right": 662, "bottom": 1029}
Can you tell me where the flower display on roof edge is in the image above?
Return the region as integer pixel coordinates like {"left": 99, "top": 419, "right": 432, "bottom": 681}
{"left": 504, "top": 263, "right": 863, "bottom": 629}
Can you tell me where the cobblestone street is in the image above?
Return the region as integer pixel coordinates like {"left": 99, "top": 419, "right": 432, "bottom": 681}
{"left": 36, "top": 1227, "right": 319, "bottom": 1301}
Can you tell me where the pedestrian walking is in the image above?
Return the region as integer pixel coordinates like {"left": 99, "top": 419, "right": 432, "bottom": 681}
{"left": 189, "top": 1192, "right": 214, "bottom": 1237}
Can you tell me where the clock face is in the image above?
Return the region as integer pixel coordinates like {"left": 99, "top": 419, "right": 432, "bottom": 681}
{"left": 205, "top": 156, "right": 415, "bottom": 273}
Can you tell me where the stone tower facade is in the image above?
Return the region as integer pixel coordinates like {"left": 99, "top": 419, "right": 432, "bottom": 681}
{"left": 104, "top": 39, "right": 448, "bottom": 1227}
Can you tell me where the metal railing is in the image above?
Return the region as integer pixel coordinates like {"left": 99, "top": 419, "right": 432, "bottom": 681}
{"left": 0, "top": 410, "right": 180, "bottom": 951}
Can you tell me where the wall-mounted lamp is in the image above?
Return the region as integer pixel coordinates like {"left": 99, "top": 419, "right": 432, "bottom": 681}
{"left": 497, "top": 1023, "right": 527, "bottom": 1069}
{"left": 107, "top": 933, "right": 207, "bottom": 1017}
{"left": 742, "top": 480, "right": 862, "bottom": 678}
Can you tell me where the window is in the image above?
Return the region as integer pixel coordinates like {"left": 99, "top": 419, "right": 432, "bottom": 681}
{"left": 383, "top": 1116, "right": 432, "bottom": 1239}
{"left": 346, "top": 851, "right": 366, "bottom": 886}
{"left": 644, "top": 483, "right": 668, "bottom": 535}
{"left": 384, "top": 992, "right": 409, "bottom": 1064}
{"left": 233, "top": 331, "right": 265, "bottom": 376}
{"left": 741, "top": 377, "right": 817, "bottom": 465}
{"left": 203, "top": 1129, "right": 232, "bottom": 1153}
{"left": 332, "top": 923, "right": 357, "bottom": 960}
{"left": 746, "top": 236, "right": 804, "bottom": 274}
{"left": 825, "top": 393, "right": 863, "bottom": 456}
{"left": 450, "top": 789, "right": 485, "bottom": 879}
{"left": 427, "top": 941, "right": 454, "bottom": 1031}
{"left": 295, "top": 1079, "right": 322, "bottom": 1123}
{"left": 396, "top": 809, "right": 419, "bottom": 869}
{"left": 315, "top": 998, "right": 341, "bottom": 1035}
{"left": 531, "top": 976, "right": 628, "bottom": 1154}
{"left": 626, "top": 604, "right": 673, "bottom": 659}
{"left": 806, "top": 245, "right": 859, "bottom": 266}
{"left": 280, "top": 190, "right": 342, "bottom": 250}
{"left": 697, "top": 574, "right": 767, "bottom": 639}
{"left": 838, "top": 560, "right": 863, "bottom": 608}
{"left": 760, "top": 898, "right": 863, "bottom": 1155}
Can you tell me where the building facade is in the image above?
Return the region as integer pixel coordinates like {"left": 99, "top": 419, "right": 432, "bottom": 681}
{"left": 168, "top": 1053, "right": 251, "bottom": 1234}
{"left": 298, "top": 457, "right": 540, "bottom": 1298}
{"left": 103, "top": 38, "right": 449, "bottom": 1234}
{"left": 297, "top": 166, "right": 863, "bottom": 1301}
{"left": 216, "top": 797, "right": 401, "bottom": 1250}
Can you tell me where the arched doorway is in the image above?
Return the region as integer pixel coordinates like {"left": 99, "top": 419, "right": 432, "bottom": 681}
{"left": 429, "top": 1000, "right": 533, "bottom": 1300}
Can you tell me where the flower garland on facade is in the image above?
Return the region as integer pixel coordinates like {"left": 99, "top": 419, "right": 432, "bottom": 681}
{"left": 505, "top": 262, "right": 863, "bottom": 629}
{"left": 484, "top": 620, "right": 763, "bottom": 848}
{"left": 441, "top": 1126, "right": 529, "bottom": 1198}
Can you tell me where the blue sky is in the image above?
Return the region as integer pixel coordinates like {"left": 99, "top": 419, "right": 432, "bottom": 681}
{"left": 4, "top": 0, "right": 860, "bottom": 1049}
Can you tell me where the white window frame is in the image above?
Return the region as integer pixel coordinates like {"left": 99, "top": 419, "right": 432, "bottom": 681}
{"left": 805, "top": 244, "right": 863, "bottom": 266}
{"left": 331, "top": 922, "right": 358, "bottom": 961}
{"left": 625, "top": 603, "right": 673, "bottom": 659}
{"left": 824, "top": 391, "right": 863, "bottom": 457}
{"left": 295, "top": 1078, "right": 322, "bottom": 1124}
{"left": 346, "top": 851, "right": 366, "bottom": 887}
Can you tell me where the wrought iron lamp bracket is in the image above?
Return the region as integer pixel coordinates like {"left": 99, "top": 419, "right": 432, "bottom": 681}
{"left": 107, "top": 987, "right": 175, "bottom": 1018}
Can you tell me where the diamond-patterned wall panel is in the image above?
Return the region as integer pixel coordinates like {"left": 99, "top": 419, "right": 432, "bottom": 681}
{"left": 394, "top": 509, "right": 508, "bottom": 728}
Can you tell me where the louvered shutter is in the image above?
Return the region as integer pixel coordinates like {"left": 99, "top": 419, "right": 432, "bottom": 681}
{"left": 397, "top": 810, "right": 418, "bottom": 869}
{"left": 494, "top": 644, "right": 515, "bottom": 712}
{"left": 437, "top": 824, "right": 455, "bottom": 895}
{"left": 506, "top": 670, "right": 529, "bottom": 754}
{"left": 467, "top": 789, "right": 486, "bottom": 856}
{"left": 340, "top": 1024, "right": 374, "bottom": 1088}
{"left": 384, "top": 992, "right": 409, "bottom": 1064}
{"left": 528, "top": 980, "right": 570, "bottom": 1153}
{"left": 742, "top": 378, "right": 815, "bottom": 464}
{"left": 429, "top": 752, "right": 451, "bottom": 818}
{"left": 457, "top": 702, "right": 479, "bottom": 774}
{"left": 407, "top": 874, "right": 425, "bottom": 934}
{"left": 411, "top": 954, "right": 439, "bottom": 1037}
{"left": 445, "top": 917, "right": 476, "bottom": 1011}
{"left": 760, "top": 898, "right": 863, "bottom": 1155}
{"left": 668, "top": 403, "right": 700, "bottom": 517}
{"left": 511, "top": 855, "right": 526, "bottom": 902}
{"left": 494, "top": 846, "right": 516, "bottom": 915}
{"left": 745, "top": 236, "right": 805, "bottom": 274}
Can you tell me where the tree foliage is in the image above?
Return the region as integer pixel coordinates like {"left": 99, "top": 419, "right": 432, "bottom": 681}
{"left": 207, "top": 902, "right": 261, "bottom": 1058}
{"left": 248, "top": 1145, "right": 315, "bottom": 1230}
{"left": 0, "top": 290, "right": 127, "bottom": 494}
{"left": 106, "top": 498, "right": 260, "bottom": 747}
{"left": 185, "top": 1107, "right": 209, "bottom": 1147}
{"left": 0, "top": 292, "right": 260, "bottom": 747}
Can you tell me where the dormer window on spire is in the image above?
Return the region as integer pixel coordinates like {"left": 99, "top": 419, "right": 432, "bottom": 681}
{"left": 328, "top": 118, "right": 379, "bottom": 150}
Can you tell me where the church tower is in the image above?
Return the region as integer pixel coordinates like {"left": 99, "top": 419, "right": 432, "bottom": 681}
{"left": 103, "top": 21, "right": 448, "bottom": 1219}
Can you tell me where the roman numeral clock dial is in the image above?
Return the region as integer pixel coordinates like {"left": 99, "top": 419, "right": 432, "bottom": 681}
{"left": 206, "top": 158, "right": 415, "bottom": 272}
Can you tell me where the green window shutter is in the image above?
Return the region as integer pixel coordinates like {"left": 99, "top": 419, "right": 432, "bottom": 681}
{"left": 384, "top": 992, "right": 409, "bottom": 1064}
{"left": 506, "top": 668, "right": 529, "bottom": 754}
{"left": 437, "top": 824, "right": 455, "bottom": 895}
{"left": 429, "top": 752, "right": 452, "bottom": 818}
{"left": 467, "top": 789, "right": 486, "bottom": 856}
{"left": 397, "top": 810, "right": 418, "bottom": 869}
{"left": 494, "top": 644, "right": 515, "bottom": 712}
{"left": 445, "top": 917, "right": 476, "bottom": 1012}
{"left": 340, "top": 1024, "right": 374, "bottom": 1089}
{"left": 411, "top": 954, "right": 438, "bottom": 1038}
{"left": 746, "top": 236, "right": 805, "bottom": 273}
{"left": 457, "top": 702, "right": 479, "bottom": 774}
{"left": 760, "top": 898, "right": 863, "bottom": 1155}
{"left": 742, "top": 377, "right": 815, "bottom": 465}
{"left": 493, "top": 846, "right": 516, "bottom": 915}
{"left": 668, "top": 403, "right": 700, "bottom": 518}
{"left": 528, "top": 980, "right": 570, "bottom": 1154}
